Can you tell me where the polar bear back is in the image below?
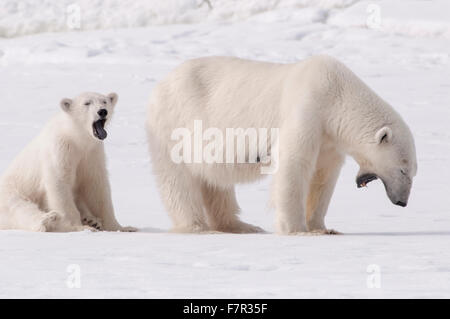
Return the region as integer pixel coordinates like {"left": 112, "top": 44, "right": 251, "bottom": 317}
{"left": 148, "top": 57, "right": 304, "bottom": 133}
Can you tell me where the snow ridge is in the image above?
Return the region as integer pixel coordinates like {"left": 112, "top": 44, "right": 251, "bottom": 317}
{"left": 0, "top": 0, "right": 360, "bottom": 38}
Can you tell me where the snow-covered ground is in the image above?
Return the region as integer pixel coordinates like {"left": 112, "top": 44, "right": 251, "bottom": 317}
{"left": 0, "top": 0, "right": 449, "bottom": 298}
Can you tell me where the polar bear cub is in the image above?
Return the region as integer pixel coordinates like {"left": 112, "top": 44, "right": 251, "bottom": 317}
{"left": 146, "top": 55, "right": 417, "bottom": 235}
{"left": 0, "top": 92, "right": 136, "bottom": 232}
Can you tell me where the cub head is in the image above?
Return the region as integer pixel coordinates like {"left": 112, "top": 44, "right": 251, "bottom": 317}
{"left": 60, "top": 92, "right": 118, "bottom": 141}
{"left": 356, "top": 124, "right": 417, "bottom": 207}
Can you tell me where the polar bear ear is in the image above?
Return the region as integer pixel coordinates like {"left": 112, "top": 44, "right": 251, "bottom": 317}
{"left": 375, "top": 126, "right": 392, "bottom": 144}
{"left": 60, "top": 98, "right": 73, "bottom": 112}
{"left": 107, "top": 93, "right": 118, "bottom": 107}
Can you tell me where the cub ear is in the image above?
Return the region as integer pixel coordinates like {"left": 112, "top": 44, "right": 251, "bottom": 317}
{"left": 107, "top": 93, "right": 118, "bottom": 106}
{"left": 60, "top": 98, "right": 72, "bottom": 112}
{"left": 375, "top": 126, "right": 392, "bottom": 144}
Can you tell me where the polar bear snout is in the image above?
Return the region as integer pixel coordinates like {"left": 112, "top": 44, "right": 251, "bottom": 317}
{"left": 382, "top": 176, "right": 412, "bottom": 208}
{"left": 388, "top": 190, "right": 410, "bottom": 208}
{"left": 97, "top": 109, "right": 108, "bottom": 118}
{"left": 356, "top": 171, "right": 411, "bottom": 207}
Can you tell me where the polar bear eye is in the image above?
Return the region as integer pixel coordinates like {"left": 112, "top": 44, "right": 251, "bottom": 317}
{"left": 400, "top": 169, "right": 407, "bottom": 176}
{"left": 84, "top": 101, "right": 91, "bottom": 106}
{"left": 102, "top": 100, "right": 107, "bottom": 105}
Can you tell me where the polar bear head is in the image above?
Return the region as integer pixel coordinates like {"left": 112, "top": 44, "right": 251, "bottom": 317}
{"left": 356, "top": 123, "right": 417, "bottom": 207}
{"left": 60, "top": 92, "right": 118, "bottom": 141}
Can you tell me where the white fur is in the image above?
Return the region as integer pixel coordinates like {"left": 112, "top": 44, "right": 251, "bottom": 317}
{"left": 146, "top": 55, "right": 417, "bottom": 235}
{"left": 0, "top": 92, "right": 136, "bottom": 232}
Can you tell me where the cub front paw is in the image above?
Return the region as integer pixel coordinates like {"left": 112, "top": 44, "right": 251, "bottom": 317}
{"left": 309, "top": 228, "right": 342, "bottom": 235}
{"left": 82, "top": 216, "right": 103, "bottom": 231}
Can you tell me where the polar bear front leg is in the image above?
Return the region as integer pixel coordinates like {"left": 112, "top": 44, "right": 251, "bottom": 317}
{"left": 274, "top": 164, "right": 313, "bottom": 234}
{"left": 77, "top": 199, "right": 103, "bottom": 230}
{"left": 82, "top": 175, "right": 133, "bottom": 232}
{"left": 274, "top": 128, "right": 320, "bottom": 235}
{"left": 306, "top": 152, "right": 344, "bottom": 233}
{"left": 77, "top": 152, "right": 137, "bottom": 232}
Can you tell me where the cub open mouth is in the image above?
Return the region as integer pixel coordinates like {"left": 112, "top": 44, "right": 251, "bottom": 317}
{"left": 356, "top": 173, "right": 378, "bottom": 188}
{"left": 93, "top": 119, "right": 107, "bottom": 140}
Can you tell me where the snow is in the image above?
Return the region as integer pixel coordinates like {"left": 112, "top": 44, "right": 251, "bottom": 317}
{"left": 1, "top": 0, "right": 450, "bottom": 298}
{"left": 329, "top": 0, "right": 450, "bottom": 39}
{"left": 0, "top": 0, "right": 352, "bottom": 38}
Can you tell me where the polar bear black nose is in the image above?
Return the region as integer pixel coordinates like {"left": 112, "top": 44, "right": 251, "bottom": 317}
{"left": 98, "top": 109, "right": 108, "bottom": 118}
{"left": 396, "top": 201, "right": 407, "bottom": 207}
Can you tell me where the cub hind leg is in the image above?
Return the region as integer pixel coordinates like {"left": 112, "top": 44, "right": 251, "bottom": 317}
{"left": 0, "top": 198, "right": 59, "bottom": 232}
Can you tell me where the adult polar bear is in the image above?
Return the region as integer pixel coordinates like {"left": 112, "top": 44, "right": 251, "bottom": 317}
{"left": 146, "top": 55, "right": 417, "bottom": 234}
{"left": 0, "top": 92, "right": 136, "bottom": 232}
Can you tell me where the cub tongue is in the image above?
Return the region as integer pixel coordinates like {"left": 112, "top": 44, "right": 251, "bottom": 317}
{"left": 94, "top": 120, "right": 107, "bottom": 140}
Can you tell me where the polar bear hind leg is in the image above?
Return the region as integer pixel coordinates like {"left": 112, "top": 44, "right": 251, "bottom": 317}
{"left": 0, "top": 198, "right": 60, "bottom": 232}
{"left": 154, "top": 159, "right": 209, "bottom": 233}
{"left": 201, "top": 184, "right": 264, "bottom": 233}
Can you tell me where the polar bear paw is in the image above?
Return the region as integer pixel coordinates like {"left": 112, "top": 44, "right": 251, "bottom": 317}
{"left": 219, "top": 221, "right": 266, "bottom": 234}
{"left": 33, "top": 211, "right": 61, "bottom": 232}
{"left": 307, "top": 229, "right": 342, "bottom": 235}
{"left": 118, "top": 226, "right": 138, "bottom": 232}
{"left": 82, "top": 216, "right": 103, "bottom": 231}
{"left": 311, "top": 229, "right": 342, "bottom": 235}
{"left": 75, "top": 225, "right": 99, "bottom": 232}
{"left": 170, "top": 223, "right": 209, "bottom": 233}
{"left": 281, "top": 228, "right": 342, "bottom": 236}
